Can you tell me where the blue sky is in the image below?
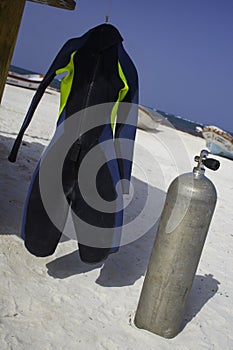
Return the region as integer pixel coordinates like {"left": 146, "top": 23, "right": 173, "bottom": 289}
{"left": 12, "top": 0, "right": 233, "bottom": 132}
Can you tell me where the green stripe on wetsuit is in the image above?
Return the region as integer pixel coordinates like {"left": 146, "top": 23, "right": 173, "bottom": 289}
{"left": 56, "top": 53, "right": 129, "bottom": 133}
{"left": 56, "top": 51, "right": 77, "bottom": 118}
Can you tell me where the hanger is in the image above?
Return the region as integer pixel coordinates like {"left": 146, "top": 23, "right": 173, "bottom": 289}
{"left": 105, "top": 0, "right": 112, "bottom": 23}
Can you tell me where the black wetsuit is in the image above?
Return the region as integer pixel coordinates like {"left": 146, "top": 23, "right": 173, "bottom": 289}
{"left": 9, "top": 24, "right": 138, "bottom": 263}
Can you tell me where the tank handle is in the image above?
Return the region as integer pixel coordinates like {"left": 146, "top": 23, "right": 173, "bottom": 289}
{"left": 194, "top": 149, "right": 220, "bottom": 174}
{"left": 203, "top": 158, "right": 220, "bottom": 171}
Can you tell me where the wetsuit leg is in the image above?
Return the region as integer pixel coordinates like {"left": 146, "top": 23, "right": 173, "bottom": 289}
{"left": 22, "top": 139, "right": 79, "bottom": 257}
{"left": 70, "top": 157, "right": 123, "bottom": 264}
{"left": 22, "top": 163, "right": 70, "bottom": 256}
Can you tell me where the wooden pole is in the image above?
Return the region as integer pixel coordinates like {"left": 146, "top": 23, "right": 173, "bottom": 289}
{"left": 0, "top": 0, "right": 26, "bottom": 104}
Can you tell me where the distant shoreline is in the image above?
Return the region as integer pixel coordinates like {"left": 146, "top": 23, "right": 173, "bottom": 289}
{"left": 9, "top": 65, "right": 233, "bottom": 138}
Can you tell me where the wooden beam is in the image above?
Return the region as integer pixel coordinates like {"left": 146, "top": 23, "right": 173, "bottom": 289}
{"left": 28, "top": 0, "right": 76, "bottom": 10}
{"left": 0, "top": 0, "right": 27, "bottom": 104}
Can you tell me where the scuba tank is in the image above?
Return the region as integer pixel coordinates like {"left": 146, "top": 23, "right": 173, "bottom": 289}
{"left": 134, "top": 150, "right": 220, "bottom": 338}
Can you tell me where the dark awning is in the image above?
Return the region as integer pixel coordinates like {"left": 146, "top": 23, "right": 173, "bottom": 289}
{"left": 28, "top": 0, "right": 76, "bottom": 10}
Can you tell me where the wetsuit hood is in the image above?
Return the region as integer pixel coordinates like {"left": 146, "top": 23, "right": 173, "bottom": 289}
{"left": 83, "top": 24, "right": 123, "bottom": 54}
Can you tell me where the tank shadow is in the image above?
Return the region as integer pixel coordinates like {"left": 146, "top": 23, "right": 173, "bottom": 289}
{"left": 181, "top": 273, "right": 220, "bottom": 330}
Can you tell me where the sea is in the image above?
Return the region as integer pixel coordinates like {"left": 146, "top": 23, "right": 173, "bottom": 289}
{"left": 9, "top": 65, "right": 233, "bottom": 138}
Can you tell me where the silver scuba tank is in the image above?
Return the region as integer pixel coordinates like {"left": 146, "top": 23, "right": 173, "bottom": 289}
{"left": 134, "top": 149, "right": 220, "bottom": 339}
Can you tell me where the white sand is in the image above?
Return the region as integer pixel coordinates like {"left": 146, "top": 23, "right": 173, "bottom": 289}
{"left": 0, "top": 84, "right": 232, "bottom": 349}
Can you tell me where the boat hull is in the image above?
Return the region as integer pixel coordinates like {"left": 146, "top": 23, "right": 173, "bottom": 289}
{"left": 6, "top": 72, "right": 43, "bottom": 90}
{"left": 206, "top": 141, "right": 233, "bottom": 160}
{"left": 137, "top": 106, "right": 162, "bottom": 131}
{"left": 202, "top": 126, "right": 233, "bottom": 160}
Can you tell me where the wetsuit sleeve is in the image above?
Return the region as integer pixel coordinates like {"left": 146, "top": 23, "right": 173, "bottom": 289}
{"left": 8, "top": 39, "right": 79, "bottom": 162}
{"left": 114, "top": 44, "right": 139, "bottom": 194}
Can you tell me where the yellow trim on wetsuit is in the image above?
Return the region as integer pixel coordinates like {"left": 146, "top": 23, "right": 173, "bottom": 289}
{"left": 56, "top": 51, "right": 77, "bottom": 118}
{"left": 56, "top": 54, "right": 129, "bottom": 130}
{"left": 110, "top": 61, "right": 129, "bottom": 135}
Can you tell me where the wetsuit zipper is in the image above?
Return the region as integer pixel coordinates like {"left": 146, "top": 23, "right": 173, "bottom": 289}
{"left": 85, "top": 55, "right": 101, "bottom": 109}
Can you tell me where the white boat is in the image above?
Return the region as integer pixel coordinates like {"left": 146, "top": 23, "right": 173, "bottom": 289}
{"left": 7, "top": 71, "right": 44, "bottom": 90}
{"left": 137, "top": 105, "right": 163, "bottom": 131}
{"left": 197, "top": 125, "right": 233, "bottom": 160}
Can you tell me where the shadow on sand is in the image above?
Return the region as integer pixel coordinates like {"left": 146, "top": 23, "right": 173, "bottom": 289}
{"left": 46, "top": 175, "right": 165, "bottom": 287}
{"left": 181, "top": 273, "right": 220, "bottom": 330}
{"left": 0, "top": 133, "right": 45, "bottom": 234}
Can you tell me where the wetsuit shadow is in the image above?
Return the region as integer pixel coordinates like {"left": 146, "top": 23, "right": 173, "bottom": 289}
{"left": 181, "top": 273, "right": 220, "bottom": 330}
{"left": 46, "top": 249, "right": 104, "bottom": 276}
{"left": 0, "top": 133, "right": 45, "bottom": 235}
{"left": 46, "top": 177, "right": 166, "bottom": 286}
{"left": 46, "top": 221, "right": 159, "bottom": 282}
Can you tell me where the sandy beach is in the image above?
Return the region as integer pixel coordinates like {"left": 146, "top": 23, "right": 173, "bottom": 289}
{"left": 0, "top": 84, "right": 232, "bottom": 349}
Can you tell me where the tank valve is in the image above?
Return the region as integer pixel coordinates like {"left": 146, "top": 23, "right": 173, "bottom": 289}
{"left": 193, "top": 149, "right": 220, "bottom": 175}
